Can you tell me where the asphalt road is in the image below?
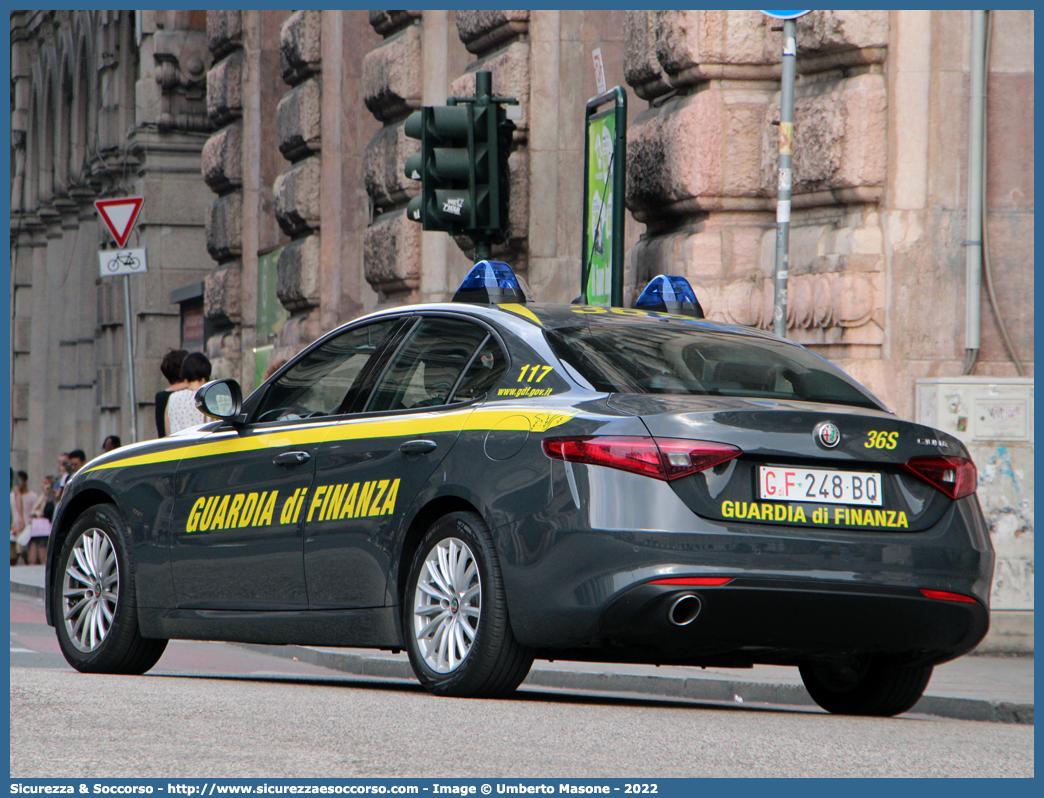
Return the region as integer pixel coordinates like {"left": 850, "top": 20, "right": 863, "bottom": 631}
{"left": 10, "top": 594, "right": 1035, "bottom": 778}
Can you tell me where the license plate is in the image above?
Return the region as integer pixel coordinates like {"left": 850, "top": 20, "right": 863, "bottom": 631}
{"left": 758, "top": 466, "right": 882, "bottom": 506}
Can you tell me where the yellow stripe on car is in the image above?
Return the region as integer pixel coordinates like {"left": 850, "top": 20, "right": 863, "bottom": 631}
{"left": 498, "top": 303, "right": 543, "bottom": 326}
{"left": 83, "top": 406, "right": 577, "bottom": 472}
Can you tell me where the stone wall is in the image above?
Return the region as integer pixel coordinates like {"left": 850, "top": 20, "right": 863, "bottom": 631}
{"left": 624, "top": 10, "right": 889, "bottom": 371}
{"left": 358, "top": 10, "right": 643, "bottom": 307}
{"left": 622, "top": 9, "right": 1033, "bottom": 417}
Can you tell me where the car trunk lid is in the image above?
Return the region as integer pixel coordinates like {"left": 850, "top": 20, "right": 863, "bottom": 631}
{"left": 607, "top": 393, "right": 966, "bottom": 532}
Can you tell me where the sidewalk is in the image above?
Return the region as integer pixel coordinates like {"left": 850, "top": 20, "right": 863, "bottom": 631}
{"left": 12, "top": 565, "right": 1032, "bottom": 724}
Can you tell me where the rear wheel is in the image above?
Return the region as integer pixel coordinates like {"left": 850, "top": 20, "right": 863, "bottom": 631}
{"left": 799, "top": 656, "right": 933, "bottom": 717}
{"left": 53, "top": 504, "right": 167, "bottom": 674}
{"left": 404, "top": 511, "right": 533, "bottom": 698}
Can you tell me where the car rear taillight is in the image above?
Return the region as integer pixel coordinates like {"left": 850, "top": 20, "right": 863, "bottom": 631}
{"left": 541, "top": 436, "right": 742, "bottom": 481}
{"left": 902, "top": 456, "right": 977, "bottom": 499}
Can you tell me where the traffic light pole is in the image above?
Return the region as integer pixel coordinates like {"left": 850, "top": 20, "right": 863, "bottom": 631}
{"left": 772, "top": 18, "right": 796, "bottom": 339}
{"left": 403, "top": 70, "right": 516, "bottom": 259}
{"left": 471, "top": 71, "right": 494, "bottom": 263}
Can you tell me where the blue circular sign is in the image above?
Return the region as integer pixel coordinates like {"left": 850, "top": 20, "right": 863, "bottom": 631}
{"left": 762, "top": 10, "right": 813, "bottom": 19}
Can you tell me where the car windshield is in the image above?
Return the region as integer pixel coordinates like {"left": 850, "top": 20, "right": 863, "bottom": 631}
{"left": 545, "top": 321, "right": 880, "bottom": 409}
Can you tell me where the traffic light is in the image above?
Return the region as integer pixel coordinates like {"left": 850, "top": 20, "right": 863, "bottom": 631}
{"left": 404, "top": 71, "right": 516, "bottom": 251}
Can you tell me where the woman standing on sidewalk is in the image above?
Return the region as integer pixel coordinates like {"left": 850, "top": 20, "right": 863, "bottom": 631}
{"left": 155, "top": 348, "right": 189, "bottom": 439}
{"left": 165, "top": 352, "right": 213, "bottom": 435}
{"left": 9, "top": 471, "right": 37, "bottom": 565}
{"left": 24, "top": 476, "right": 55, "bottom": 566}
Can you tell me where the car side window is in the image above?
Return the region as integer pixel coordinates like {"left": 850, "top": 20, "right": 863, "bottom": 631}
{"left": 253, "top": 319, "right": 399, "bottom": 423}
{"left": 367, "top": 318, "right": 489, "bottom": 413}
{"left": 452, "top": 337, "right": 508, "bottom": 402}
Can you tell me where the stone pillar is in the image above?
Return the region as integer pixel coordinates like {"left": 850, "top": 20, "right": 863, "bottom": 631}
{"left": 202, "top": 11, "right": 245, "bottom": 380}
{"left": 451, "top": 11, "right": 532, "bottom": 276}
{"left": 624, "top": 10, "right": 888, "bottom": 379}
{"left": 362, "top": 11, "right": 425, "bottom": 305}
{"left": 272, "top": 10, "right": 324, "bottom": 350}
{"left": 9, "top": 24, "right": 33, "bottom": 475}
{"left": 360, "top": 11, "right": 474, "bottom": 307}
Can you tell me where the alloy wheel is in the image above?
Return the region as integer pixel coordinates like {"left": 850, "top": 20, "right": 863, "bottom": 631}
{"left": 412, "top": 537, "right": 482, "bottom": 673}
{"left": 62, "top": 528, "right": 120, "bottom": 653}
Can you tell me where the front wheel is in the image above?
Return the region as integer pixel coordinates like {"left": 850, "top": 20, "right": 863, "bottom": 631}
{"left": 799, "top": 656, "right": 933, "bottom": 717}
{"left": 403, "top": 511, "right": 533, "bottom": 698}
{"left": 53, "top": 504, "right": 168, "bottom": 674}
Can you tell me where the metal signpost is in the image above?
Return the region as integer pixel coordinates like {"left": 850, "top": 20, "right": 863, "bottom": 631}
{"left": 763, "top": 11, "right": 812, "bottom": 338}
{"left": 95, "top": 197, "right": 146, "bottom": 443}
{"left": 581, "top": 86, "right": 626, "bottom": 308}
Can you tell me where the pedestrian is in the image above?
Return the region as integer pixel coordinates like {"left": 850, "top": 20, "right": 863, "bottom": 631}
{"left": 25, "top": 475, "right": 55, "bottom": 565}
{"left": 155, "top": 348, "right": 189, "bottom": 439}
{"left": 102, "top": 434, "right": 121, "bottom": 454}
{"left": 53, "top": 455, "right": 70, "bottom": 502}
{"left": 10, "top": 471, "right": 38, "bottom": 566}
{"left": 67, "top": 450, "right": 86, "bottom": 475}
{"left": 165, "top": 352, "right": 212, "bottom": 435}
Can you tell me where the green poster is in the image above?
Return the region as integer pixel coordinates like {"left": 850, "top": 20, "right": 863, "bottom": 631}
{"left": 585, "top": 110, "right": 616, "bottom": 307}
{"left": 254, "top": 246, "right": 288, "bottom": 389}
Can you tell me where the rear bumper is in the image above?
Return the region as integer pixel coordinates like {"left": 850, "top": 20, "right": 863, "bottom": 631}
{"left": 499, "top": 463, "right": 994, "bottom": 664}
{"left": 597, "top": 578, "right": 989, "bottom": 667}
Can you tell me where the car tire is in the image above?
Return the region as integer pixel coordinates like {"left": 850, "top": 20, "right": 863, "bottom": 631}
{"left": 799, "top": 656, "right": 933, "bottom": 717}
{"left": 53, "top": 504, "right": 168, "bottom": 674}
{"left": 403, "top": 511, "right": 533, "bottom": 698}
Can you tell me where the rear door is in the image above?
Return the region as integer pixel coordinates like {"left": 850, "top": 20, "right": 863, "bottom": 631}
{"left": 304, "top": 315, "right": 508, "bottom": 608}
{"left": 168, "top": 317, "right": 404, "bottom": 609}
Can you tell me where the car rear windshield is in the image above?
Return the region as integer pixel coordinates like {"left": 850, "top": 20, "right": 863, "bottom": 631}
{"left": 545, "top": 322, "right": 880, "bottom": 409}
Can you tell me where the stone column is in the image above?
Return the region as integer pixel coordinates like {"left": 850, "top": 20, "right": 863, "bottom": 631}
{"left": 9, "top": 22, "right": 33, "bottom": 474}
{"left": 451, "top": 11, "right": 532, "bottom": 276}
{"left": 272, "top": 10, "right": 324, "bottom": 351}
{"left": 202, "top": 11, "right": 245, "bottom": 380}
{"left": 361, "top": 11, "right": 474, "bottom": 307}
{"left": 624, "top": 10, "right": 888, "bottom": 384}
{"left": 362, "top": 11, "right": 425, "bottom": 305}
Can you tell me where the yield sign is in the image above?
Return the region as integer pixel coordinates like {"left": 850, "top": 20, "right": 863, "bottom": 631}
{"left": 94, "top": 197, "right": 145, "bottom": 248}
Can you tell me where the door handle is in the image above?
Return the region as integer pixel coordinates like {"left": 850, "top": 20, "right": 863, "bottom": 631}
{"left": 399, "top": 439, "right": 438, "bottom": 455}
{"left": 273, "top": 451, "right": 311, "bottom": 466}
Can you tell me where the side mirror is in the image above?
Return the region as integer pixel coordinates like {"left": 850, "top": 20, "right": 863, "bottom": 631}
{"left": 194, "top": 379, "right": 243, "bottom": 422}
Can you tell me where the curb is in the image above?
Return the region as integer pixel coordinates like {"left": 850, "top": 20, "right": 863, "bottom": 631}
{"left": 235, "top": 642, "right": 1033, "bottom": 725}
{"left": 11, "top": 580, "right": 1032, "bottom": 725}
{"left": 11, "top": 580, "right": 45, "bottom": 599}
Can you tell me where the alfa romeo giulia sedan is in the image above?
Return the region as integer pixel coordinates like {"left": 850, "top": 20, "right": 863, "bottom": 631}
{"left": 46, "top": 263, "right": 993, "bottom": 717}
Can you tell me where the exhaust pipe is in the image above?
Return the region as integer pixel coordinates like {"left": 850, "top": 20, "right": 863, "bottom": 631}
{"left": 668, "top": 593, "right": 702, "bottom": 626}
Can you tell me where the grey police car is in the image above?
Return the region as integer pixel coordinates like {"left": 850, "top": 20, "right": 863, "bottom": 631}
{"left": 46, "top": 262, "right": 992, "bottom": 716}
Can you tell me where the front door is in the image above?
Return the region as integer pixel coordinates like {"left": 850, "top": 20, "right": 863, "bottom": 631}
{"left": 169, "top": 317, "right": 404, "bottom": 609}
{"left": 304, "top": 315, "right": 508, "bottom": 608}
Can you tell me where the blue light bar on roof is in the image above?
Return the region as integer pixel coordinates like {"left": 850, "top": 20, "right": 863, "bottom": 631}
{"left": 453, "top": 260, "right": 529, "bottom": 305}
{"left": 634, "top": 275, "right": 704, "bottom": 318}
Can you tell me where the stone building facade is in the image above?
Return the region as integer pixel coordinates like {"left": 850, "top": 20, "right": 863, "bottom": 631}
{"left": 10, "top": 10, "right": 214, "bottom": 478}
{"left": 197, "top": 9, "right": 643, "bottom": 390}
{"left": 623, "top": 10, "right": 1033, "bottom": 421}
{"left": 8, "top": 10, "right": 1034, "bottom": 639}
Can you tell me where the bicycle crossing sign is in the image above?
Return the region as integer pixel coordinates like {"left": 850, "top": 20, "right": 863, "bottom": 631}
{"left": 94, "top": 196, "right": 144, "bottom": 248}
{"left": 98, "top": 248, "right": 148, "bottom": 277}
